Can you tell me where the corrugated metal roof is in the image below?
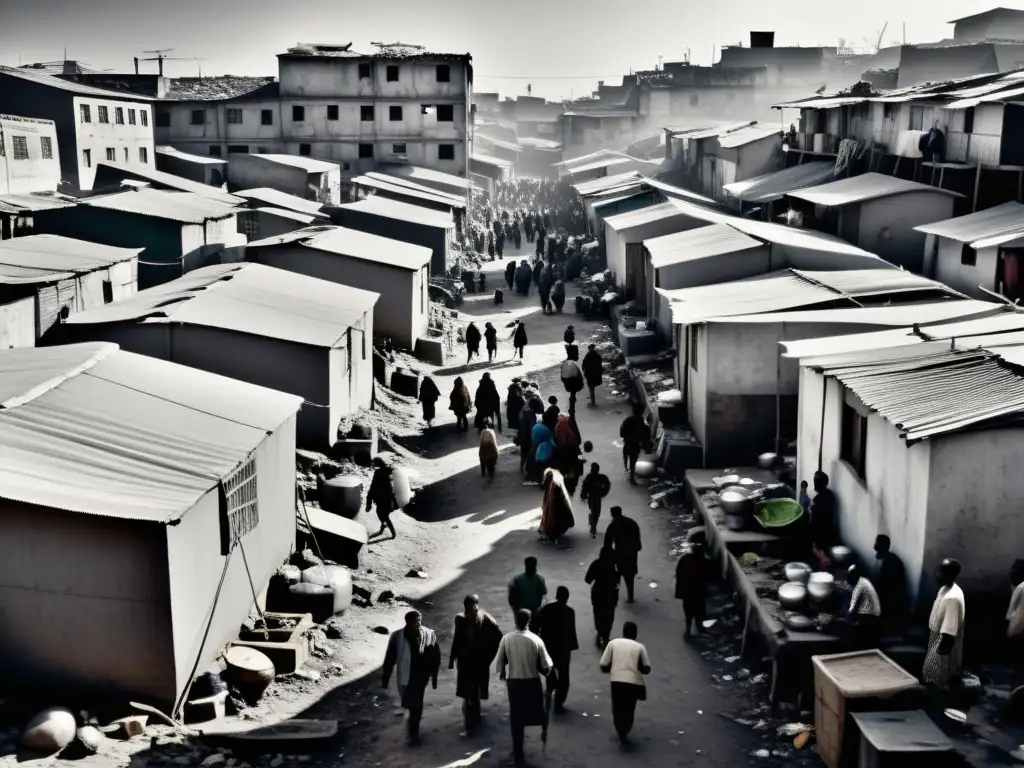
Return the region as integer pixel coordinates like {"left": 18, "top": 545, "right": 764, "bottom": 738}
{"left": 646, "top": 223, "right": 764, "bottom": 269}
{"left": 804, "top": 345, "right": 1024, "bottom": 441}
{"left": 914, "top": 201, "right": 1024, "bottom": 247}
{"left": 383, "top": 164, "right": 471, "bottom": 191}
{"left": 92, "top": 162, "right": 243, "bottom": 205}
{"left": 82, "top": 187, "right": 240, "bottom": 224}
{"left": 772, "top": 96, "right": 869, "bottom": 109}
{"left": 792, "top": 268, "right": 961, "bottom": 297}
{"left": 0, "top": 65, "right": 153, "bottom": 101}
{"left": 471, "top": 152, "right": 515, "bottom": 168}
{"left": 249, "top": 224, "right": 432, "bottom": 271}
{"left": 947, "top": 83, "right": 1024, "bottom": 109}
{"left": 787, "top": 172, "right": 963, "bottom": 206}
{"left": 67, "top": 263, "right": 378, "bottom": 348}
{"left": 368, "top": 172, "right": 466, "bottom": 204}
{"left": 352, "top": 175, "right": 467, "bottom": 209}
{"left": 641, "top": 177, "right": 724, "bottom": 207}
{"left": 572, "top": 171, "right": 643, "bottom": 196}
{"left": 155, "top": 146, "right": 227, "bottom": 165}
{"left": 592, "top": 193, "right": 644, "bottom": 210}
{"left": 253, "top": 207, "right": 318, "bottom": 224}
{"left": 476, "top": 135, "right": 522, "bottom": 153}
{"left": 712, "top": 299, "right": 999, "bottom": 326}
{"left": 246, "top": 153, "right": 340, "bottom": 173}
{"left": 0, "top": 192, "right": 77, "bottom": 213}
{"left": 0, "top": 342, "right": 300, "bottom": 522}
{"left": 684, "top": 121, "right": 757, "bottom": 141}
{"left": 723, "top": 161, "right": 837, "bottom": 203}
{"left": 917, "top": 311, "right": 1024, "bottom": 339}
{"left": 333, "top": 195, "right": 455, "bottom": 229}
{"left": 717, "top": 125, "right": 782, "bottom": 148}
{"left": 604, "top": 202, "right": 685, "bottom": 231}
{"left": 517, "top": 137, "right": 562, "bottom": 150}
{"left": 234, "top": 187, "right": 329, "bottom": 218}
{"left": 782, "top": 327, "right": 925, "bottom": 358}
{"left": 553, "top": 149, "right": 618, "bottom": 168}
{"left": 567, "top": 157, "right": 633, "bottom": 175}
{"left": 665, "top": 272, "right": 844, "bottom": 325}
{"left": 0, "top": 235, "right": 140, "bottom": 285}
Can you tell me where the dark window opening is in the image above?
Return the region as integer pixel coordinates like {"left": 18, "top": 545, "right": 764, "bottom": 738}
{"left": 226, "top": 108, "right": 242, "bottom": 124}
{"left": 292, "top": 105, "right": 305, "bottom": 122}
{"left": 219, "top": 457, "right": 259, "bottom": 556}
{"left": 140, "top": 110, "right": 148, "bottom": 127}
{"left": 883, "top": 103, "right": 896, "bottom": 120}
{"left": 386, "top": 65, "right": 399, "bottom": 82}
{"left": 105, "top": 147, "right": 116, "bottom": 162}
{"left": 688, "top": 325, "right": 698, "bottom": 371}
{"left": 209, "top": 145, "right": 222, "bottom": 157}
{"left": 82, "top": 149, "right": 91, "bottom": 168}
{"left": 389, "top": 105, "right": 403, "bottom": 121}
{"left": 299, "top": 143, "right": 311, "bottom": 156}
{"left": 327, "top": 104, "right": 339, "bottom": 121}
{"left": 840, "top": 400, "right": 868, "bottom": 480}
{"left": 909, "top": 106, "right": 925, "bottom": 131}
{"left": 358, "top": 143, "right": 374, "bottom": 159}
{"left": 437, "top": 104, "right": 454, "bottom": 122}
{"left": 358, "top": 62, "right": 371, "bottom": 79}
{"left": 155, "top": 110, "right": 171, "bottom": 128}
{"left": 393, "top": 143, "right": 407, "bottom": 154}
{"left": 80, "top": 104, "right": 91, "bottom": 123}
{"left": 436, "top": 64, "right": 451, "bottom": 82}
{"left": 40, "top": 136, "right": 53, "bottom": 159}
{"left": 139, "top": 147, "right": 148, "bottom": 164}
{"left": 360, "top": 105, "right": 374, "bottom": 122}
{"left": 261, "top": 109, "right": 273, "bottom": 126}
{"left": 11, "top": 136, "right": 28, "bottom": 161}
{"left": 190, "top": 109, "right": 204, "bottom": 125}
{"left": 438, "top": 143, "right": 455, "bottom": 161}
{"left": 964, "top": 106, "right": 975, "bottom": 134}
{"left": 228, "top": 145, "right": 249, "bottom": 154}
{"left": 102, "top": 280, "right": 113, "bottom": 304}
{"left": 961, "top": 243, "right": 977, "bottom": 266}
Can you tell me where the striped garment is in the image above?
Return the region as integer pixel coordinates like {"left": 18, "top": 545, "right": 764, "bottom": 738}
{"left": 849, "top": 577, "right": 882, "bottom": 617}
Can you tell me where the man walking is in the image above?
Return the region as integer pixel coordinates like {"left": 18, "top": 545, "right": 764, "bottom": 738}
{"left": 381, "top": 610, "right": 441, "bottom": 746}
{"left": 605, "top": 507, "right": 643, "bottom": 602}
{"left": 496, "top": 609, "right": 554, "bottom": 766}
{"left": 449, "top": 595, "right": 503, "bottom": 733}
{"left": 619, "top": 404, "right": 650, "bottom": 485}
{"left": 535, "top": 586, "right": 579, "bottom": 713}
{"left": 600, "top": 621, "right": 651, "bottom": 749}
{"left": 509, "top": 556, "right": 547, "bottom": 630}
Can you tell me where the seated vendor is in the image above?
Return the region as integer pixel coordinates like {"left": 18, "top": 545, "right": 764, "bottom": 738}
{"left": 834, "top": 565, "right": 882, "bottom": 650}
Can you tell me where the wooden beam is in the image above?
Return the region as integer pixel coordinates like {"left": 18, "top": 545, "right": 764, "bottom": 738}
{"left": 973, "top": 163, "right": 983, "bottom": 212}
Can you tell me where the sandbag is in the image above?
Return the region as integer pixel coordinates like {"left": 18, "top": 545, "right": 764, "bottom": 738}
{"left": 287, "top": 582, "right": 335, "bottom": 623}
{"left": 22, "top": 706, "right": 76, "bottom": 754}
{"left": 301, "top": 565, "right": 353, "bottom": 615}
{"left": 391, "top": 466, "right": 413, "bottom": 508}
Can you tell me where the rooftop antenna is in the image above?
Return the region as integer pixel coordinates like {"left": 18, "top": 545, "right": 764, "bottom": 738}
{"left": 140, "top": 48, "right": 206, "bottom": 77}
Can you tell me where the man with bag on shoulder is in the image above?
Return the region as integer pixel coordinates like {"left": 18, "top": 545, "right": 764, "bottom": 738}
{"left": 599, "top": 621, "right": 651, "bottom": 750}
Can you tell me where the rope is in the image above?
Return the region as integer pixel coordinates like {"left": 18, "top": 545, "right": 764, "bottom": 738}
{"left": 237, "top": 538, "right": 266, "bottom": 624}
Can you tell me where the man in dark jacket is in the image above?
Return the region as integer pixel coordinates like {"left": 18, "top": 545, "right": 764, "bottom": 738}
{"left": 619, "top": 404, "right": 650, "bottom": 485}
{"left": 366, "top": 457, "right": 397, "bottom": 538}
{"left": 605, "top": 507, "right": 642, "bottom": 603}
{"left": 382, "top": 610, "right": 441, "bottom": 745}
{"left": 582, "top": 344, "right": 603, "bottom": 406}
{"left": 449, "top": 595, "right": 502, "bottom": 733}
{"left": 535, "top": 586, "right": 579, "bottom": 713}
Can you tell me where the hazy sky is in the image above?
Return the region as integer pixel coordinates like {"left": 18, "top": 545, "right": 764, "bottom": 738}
{"left": 0, "top": 0, "right": 1013, "bottom": 100}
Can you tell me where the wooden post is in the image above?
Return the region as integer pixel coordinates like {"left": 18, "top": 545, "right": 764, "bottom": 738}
{"left": 1018, "top": 170, "right": 1023, "bottom": 203}
{"left": 939, "top": 167, "right": 946, "bottom": 190}
{"left": 973, "top": 163, "right": 983, "bottom": 212}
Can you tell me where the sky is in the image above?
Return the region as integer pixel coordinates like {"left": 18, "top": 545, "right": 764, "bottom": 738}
{"left": 0, "top": 0, "right": 1016, "bottom": 101}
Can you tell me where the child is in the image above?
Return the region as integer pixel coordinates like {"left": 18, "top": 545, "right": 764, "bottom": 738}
{"left": 479, "top": 419, "right": 498, "bottom": 482}
{"left": 798, "top": 480, "right": 811, "bottom": 516}
{"left": 580, "top": 462, "right": 611, "bottom": 538}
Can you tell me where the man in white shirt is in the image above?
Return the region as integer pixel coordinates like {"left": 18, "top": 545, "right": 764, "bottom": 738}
{"left": 923, "top": 558, "right": 966, "bottom": 690}
{"left": 599, "top": 621, "right": 651, "bottom": 749}
{"left": 841, "top": 565, "right": 882, "bottom": 650}
{"left": 496, "top": 608, "right": 553, "bottom": 766}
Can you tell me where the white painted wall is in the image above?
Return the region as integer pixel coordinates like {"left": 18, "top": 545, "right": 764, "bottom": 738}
{"left": 931, "top": 234, "right": 999, "bottom": 298}
{"left": 0, "top": 297, "right": 36, "bottom": 348}
{"left": 684, "top": 323, "right": 709, "bottom": 450}
{"left": 858, "top": 192, "right": 956, "bottom": 271}
{"left": 0, "top": 116, "right": 61, "bottom": 193}
{"left": 606, "top": 212, "right": 717, "bottom": 284}
{"left": 72, "top": 96, "right": 154, "bottom": 191}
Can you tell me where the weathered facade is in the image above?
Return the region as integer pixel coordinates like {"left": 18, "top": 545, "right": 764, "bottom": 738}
{"left": 227, "top": 153, "right": 341, "bottom": 203}
{"left": 0, "top": 115, "right": 61, "bottom": 194}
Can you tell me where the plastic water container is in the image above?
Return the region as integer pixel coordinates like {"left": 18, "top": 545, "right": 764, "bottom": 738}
{"left": 301, "top": 565, "right": 353, "bottom": 615}
{"left": 391, "top": 467, "right": 413, "bottom": 508}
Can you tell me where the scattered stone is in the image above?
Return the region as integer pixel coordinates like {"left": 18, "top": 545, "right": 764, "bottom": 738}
{"left": 201, "top": 755, "right": 227, "bottom": 767}
{"left": 103, "top": 715, "right": 148, "bottom": 740}
{"left": 405, "top": 569, "right": 428, "bottom": 578}
{"left": 724, "top": 655, "right": 740, "bottom": 664}
{"left": 73, "top": 726, "right": 104, "bottom": 755}
{"left": 352, "top": 584, "right": 372, "bottom": 601}
{"left": 750, "top": 673, "right": 767, "bottom": 685}
{"left": 313, "top": 642, "right": 335, "bottom": 658}
{"left": 778, "top": 723, "right": 812, "bottom": 738}
{"left": 753, "top": 749, "right": 770, "bottom": 758}
{"left": 22, "top": 706, "right": 77, "bottom": 754}
{"left": 269, "top": 756, "right": 285, "bottom": 768}
{"left": 323, "top": 619, "right": 344, "bottom": 639}
{"left": 372, "top": 626, "right": 389, "bottom": 635}
{"left": 376, "top": 590, "right": 396, "bottom": 604}
{"left": 291, "top": 668, "right": 321, "bottom": 683}
{"left": 736, "top": 669, "right": 751, "bottom": 680}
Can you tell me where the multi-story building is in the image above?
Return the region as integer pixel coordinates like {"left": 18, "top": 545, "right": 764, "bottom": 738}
{"left": 0, "top": 115, "right": 61, "bottom": 194}
{"left": 0, "top": 66, "right": 154, "bottom": 192}
{"left": 150, "top": 42, "right": 473, "bottom": 178}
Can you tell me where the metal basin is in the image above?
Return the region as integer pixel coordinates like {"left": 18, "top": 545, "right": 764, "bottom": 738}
{"left": 829, "top": 546, "right": 853, "bottom": 568}
{"left": 758, "top": 452, "right": 779, "bottom": 469}
{"left": 738, "top": 477, "right": 766, "bottom": 492}
{"left": 784, "top": 612, "right": 816, "bottom": 632}
{"left": 718, "top": 487, "right": 754, "bottom": 517}
{"left": 778, "top": 581, "right": 808, "bottom": 611}
{"left": 807, "top": 572, "right": 836, "bottom": 602}
{"left": 714, "top": 474, "right": 741, "bottom": 489}
{"left": 784, "top": 562, "right": 813, "bottom": 585}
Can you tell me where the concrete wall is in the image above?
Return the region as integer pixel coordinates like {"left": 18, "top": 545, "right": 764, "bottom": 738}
{"left": 164, "top": 413, "right": 296, "bottom": 701}
{"left": 155, "top": 152, "right": 225, "bottom": 187}
{"left": 0, "top": 501, "right": 175, "bottom": 703}
{"left": 797, "top": 369, "right": 932, "bottom": 605}
{"left": 856, "top": 192, "right": 956, "bottom": 272}
{"left": 683, "top": 322, "right": 710, "bottom": 457}
{"left": 238, "top": 209, "right": 311, "bottom": 242}
{"left": 227, "top": 154, "right": 307, "bottom": 197}
{"left": 954, "top": 14, "right": 1024, "bottom": 43}
{"left": 606, "top": 213, "right": 712, "bottom": 284}
{"left": 0, "top": 296, "right": 35, "bottom": 348}
{"left": 71, "top": 96, "right": 155, "bottom": 191}
{"left": 931, "top": 234, "right": 999, "bottom": 297}
{"left": 327, "top": 207, "right": 451, "bottom": 275}
{"left": 0, "top": 116, "right": 61, "bottom": 193}
{"left": 156, "top": 100, "right": 283, "bottom": 158}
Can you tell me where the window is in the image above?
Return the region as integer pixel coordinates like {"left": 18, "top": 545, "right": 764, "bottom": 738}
{"left": 961, "top": 243, "right": 977, "bottom": 266}
{"left": 123, "top": 147, "right": 129, "bottom": 162}
{"left": 360, "top": 105, "right": 374, "bottom": 121}
{"left": 327, "top": 104, "right": 339, "bottom": 121}
{"left": 909, "top": 106, "right": 924, "bottom": 131}
{"left": 115, "top": 107, "right": 124, "bottom": 125}
{"left": 226, "top": 108, "right": 243, "bottom": 124}
{"left": 106, "top": 147, "right": 116, "bottom": 162}
{"left": 98, "top": 106, "right": 109, "bottom": 124}
{"left": 964, "top": 106, "right": 975, "bottom": 135}
{"left": 299, "top": 143, "right": 311, "bottom": 156}
{"left": 292, "top": 105, "right": 305, "bottom": 122}
{"left": 209, "top": 145, "right": 223, "bottom": 157}
{"left": 358, "top": 62, "right": 371, "bottom": 79}
{"left": 102, "top": 280, "right": 113, "bottom": 304}
{"left": 40, "top": 136, "right": 53, "bottom": 159}
{"left": 840, "top": 399, "right": 868, "bottom": 480}
{"left": 240, "top": 210, "right": 261, "bottom": 242}
{"left": 386, "top": 65, "right": 399, "bottom": 82}
{"left": 139, "top": 146, "right": 148, "bottom": 164}
{"left": 389, "top": 105, "right": 403, "bottom": 122}
{"left": 228, "top": 145, "right": 249, "bottom": 154}
{"left": 82, "top": 148, "right": 92, "bottom": 168}
{"left": 438, "top": 143, "right": 455, "bottom": 161}
{"left": 219, "top": 456, "right": 259, "bottom": 556}
{"left": 128, "top": 109, "right": 137, "bottom": 125}
{"left": 688, "top": 325, "right": 699, "bottom": 371}
{"left": 261, "top": 109, "right": 273, "bottom": 126}
{"left": 140, "top": 110, "right": 148, "bottom": 127}
{"left": 11, "top": 136, "right": 28, "bottom": 161}
{"left": 80, "top": 104, "right": 91, "bottom": 123}
{"left": 437, "top": 104, "right": 454, "bottom": 122}
{"left": 392, "top": 143, "right": 407, "bottom": 154}
{"left": 883, "top": 103, "right": 896, "bottom": 120}
{"left": 436, "top": 64, "right": 451, "bottom": 83}
{"left": 358, "top": 143, "right": 374, "bottom": 159}
{"left": 191, "top": 109, "right": 205, "bottom": 125}
{"left": 155, "top": 110, "right": 170, "bottom": 128}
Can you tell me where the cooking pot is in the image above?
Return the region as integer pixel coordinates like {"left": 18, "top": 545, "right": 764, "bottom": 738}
{"left": 807, "top": 572, "right": 836, "bottom": 602}
{"left": 829, "top": 546, "right": 853, "bottom": 568}
{"left": 784, "top": 562, "right": 812, "bottom": 584}
{"left": 777, "top": 581, "right": 808, "bottom": 611}
{"left": 718, "top": 488, "right": 754, "bottom": 517}
{"left": 714, "top": 474, "right": 741, "bottom": 489}
{"left": 784, "top": 612, "right": 816, "bottom": 632}
{"left": 738, "top": 477, "right": 766, "bottom": 492}
{"left": 758, "top": 452, "right": 779, "bottom": 469}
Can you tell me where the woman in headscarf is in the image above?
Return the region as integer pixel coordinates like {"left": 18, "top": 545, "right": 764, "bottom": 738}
{"left": 511, "top": 321, "right": 528, "bottom": 361}
{"left": 538, "top": 262, "right": 553, "bottom": 313}
{"left": 484, "top": 322, "right": 498, "bottom": 363}
{"left": 518, "top": 397, "right": 543, "bottom": 474}
{"left": 506, "top": 379, "right": 525, "bottom": 431}
{"left": 449, "top": 377, "right": 472, "bottom": 432}
{"left": 515, "top": 260, "right": 532, "bottom": 296}
{"left": 582, "top": 343, "right": 603, "bottom": 407}
{"left": 528, "top": 411, "right": 557, "bottom": 483}
{"left": 505, "top": 260, "right": 516, "bottom": 291}
{"left": 554, "top": 414, "right": 584, "bottom": 497}
{"left": 585, "top": 546, "right": 621, "bottom": 648}
{"left": 474, "top": 372, "right": 502, "bottom": 432}
{"left": 418, "top": 376, "right": 441, "bottom": 427}
{"left": 465, "top": 322, "right": 482, "bottom": 365}
{"left": 538, "top": 468, "right": 575, "bottom": 543}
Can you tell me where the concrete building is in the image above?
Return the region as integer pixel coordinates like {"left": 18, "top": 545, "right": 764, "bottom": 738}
{"left": 604, "top": 202, "right": 699, "bottom": 289}
{"left": 0, "top": 66, "right": 154, "bottom": 192}
{"left": 154, "top": 146, "right": 227, "bottom": 188}
{"left": 916, "top": 201, "right": 1024, "bottom": 301}
{"left": 90, "top": 161, "right": 242, "bottom": 205}
{"left": 950, "top": 8, "right": 1024, "bottom": 44}
{"left": 669, "top": 271, "right": 980, "bottom": 467}
{"left": 233, "top": 187, "right": 329, "bottom": 220}
{"left": 380, "top": 164, "right": 470, "bottom": 199}
{"left": 786, "top": 174, "right": 961, "bottom": 272}
{"left": 0, "top": 341, "right": 301, "bottom": 708}
{"left": 227, "top": 153, "right": 341, "bottom": 203}
{"left": 37, "top": 186, "right": 243, "bottom": 289}
{"left": 348, "top": 172, "right": 467, "bottom": 218}
{"left": 245, "top": 225, "right": 431, "bottom": 349}
{"left": 792, "top": 337, "right": 1024, "bottom": 607}
{"left": 0, "top": 234, "right": 139, "bottom": 346}
{"left": 0, "top": 115, "right": 62, "bottom": 194}
{"left": 0, "top": 192, "right": 77, "bottom": 240}
{"left": 55, "top": 263, "right": 376, "bottom": 448}
{"left": 326, "top": 195, "right": 456, "bottom": 275}
{"left": 237, "top": 207, "right": 326, "bottom": 242}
